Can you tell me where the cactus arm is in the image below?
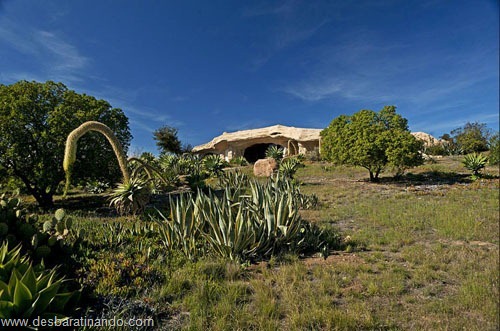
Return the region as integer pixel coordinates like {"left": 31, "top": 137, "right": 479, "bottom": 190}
{"left": 63, "top": 121, "right": 129, "bottom": 196}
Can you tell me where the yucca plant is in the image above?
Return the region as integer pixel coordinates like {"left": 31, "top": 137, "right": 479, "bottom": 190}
{"left": 265, "top": 145, "right": 284, "bottom": 163}
{"left": 462, "top": 153, "right": 488, "bottom": 179}
{"left": 0, "top": 242, "right": 81, "bottom": 319}
{"left": 109, "top": 177, "right": 151, "bottom": 216}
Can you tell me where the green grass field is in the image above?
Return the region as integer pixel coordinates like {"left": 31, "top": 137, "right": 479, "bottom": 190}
{"left": 23, "top": 157, "right": 499, "bottom": 330}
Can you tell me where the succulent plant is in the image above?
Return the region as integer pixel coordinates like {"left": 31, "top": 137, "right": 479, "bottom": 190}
{"left": 203, "top": 154, "right": 227, "bottom": 177}
{"left": 462, "top": 153, "right": 488, "bottom": 179}
{"left": 265, "top": 145, "right": 284, "bottom": 163}
{"left": 278, "top": 157, "right": 304, "bottom": 179}
{"left": 109, "top": 177, "right": 151, "bottom": 216}
{"left": 0, "top": 242, "right": 81, "bottom": 319}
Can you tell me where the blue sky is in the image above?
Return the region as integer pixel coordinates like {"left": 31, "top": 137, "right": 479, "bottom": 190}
{"left": 0, "top": 0, "right": 498, "bottom": 154}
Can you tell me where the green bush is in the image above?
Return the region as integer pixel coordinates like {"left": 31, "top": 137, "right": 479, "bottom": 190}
{"left": 321, "top": 106, "right": 423, "bottom": 181}
{"left": 424, "top": 143, "right": 447, "bottom": 156}
{"left": 84, "top": 180, "right": 110, "bottom": 194}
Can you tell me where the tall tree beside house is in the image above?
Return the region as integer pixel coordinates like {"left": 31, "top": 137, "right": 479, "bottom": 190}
{"left": 0, "top": 80, "right": 131, "bottom": 208}
{"left": 320, "top": 106, "right": 423, "bottom": 181}
{"left": 153, "top": 125, "right": 182, "bottom": 155}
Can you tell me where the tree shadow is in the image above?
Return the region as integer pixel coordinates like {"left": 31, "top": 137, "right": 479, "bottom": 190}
{"left": 54, "top": 194, "right": 111, "bottom": 213}
{"left": 380, "top": 171, "right": 474, "bottom": 186}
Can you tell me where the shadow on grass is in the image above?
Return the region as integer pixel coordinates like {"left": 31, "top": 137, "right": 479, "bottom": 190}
{"left": 390, "top": 171, "right": 472, "bottom": 185}
{"left": 381, "top": 171, "right": 499, "bottom": 186}
{"left": 55, "top": 193, "right": 110, "bottom": 212}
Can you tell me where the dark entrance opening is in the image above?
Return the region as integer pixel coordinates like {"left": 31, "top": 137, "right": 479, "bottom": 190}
{"left": 244, "top": 143, "right": 280, "bottom": 163}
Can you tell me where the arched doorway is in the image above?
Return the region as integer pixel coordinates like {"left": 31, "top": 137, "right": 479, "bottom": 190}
{"left": 243, "top": 143, "right": 282, "bottom": 163}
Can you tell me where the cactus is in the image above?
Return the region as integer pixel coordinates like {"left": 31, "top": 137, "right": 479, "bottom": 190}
{"left": 63, "top": 121, "right": 130, "bottom": 196}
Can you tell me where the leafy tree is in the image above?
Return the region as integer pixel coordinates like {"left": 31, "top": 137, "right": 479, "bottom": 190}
{"left": 488, "top": 133, "right": 499, "bottom": 165}
{"left": 0, "top": 80, "right": 131, "bottom": 208}
{"left": 153, "top": 125, "right": 182, "bottom": 154}
{"left": 449, "top": 122, "right": 490, "bottom": 154}
{"left": 320, "top": 106, "right": 423, "bottom": 181}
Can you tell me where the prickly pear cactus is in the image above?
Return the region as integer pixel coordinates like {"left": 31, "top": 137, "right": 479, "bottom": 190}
{"left": 0, "top": 195, "right": 79, "bottom": 267}
{"left": 0, "top": 194, "right": 38, "bottom": 248}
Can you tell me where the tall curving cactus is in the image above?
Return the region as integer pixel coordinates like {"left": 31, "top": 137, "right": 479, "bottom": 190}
{"left": 63, "top": 121, "right": 129, "bottom": 196}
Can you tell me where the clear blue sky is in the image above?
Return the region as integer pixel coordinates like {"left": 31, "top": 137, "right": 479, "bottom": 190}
{"left": 1, "top": 0, "right": 498, "bottom": 154}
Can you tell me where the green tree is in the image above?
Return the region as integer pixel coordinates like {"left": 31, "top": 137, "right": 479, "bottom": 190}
{"left": 449, "top": 122, "right": 490, "bottom": 154}
{"left": 154, "top": 125, "right": 182, "bottom": 154}
{"left": 0, "top": 80, "right": 131, "bottom": 208}
{"left": 320, "top": 106, "right": 423, "bottom": 181}
{"left": 488, "top": 133, "right": 499, "bottom": 165}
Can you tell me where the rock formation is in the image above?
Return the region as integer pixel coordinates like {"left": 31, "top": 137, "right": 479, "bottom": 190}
{"left": 253, "top": 158, "right": 278, "bottom": 177}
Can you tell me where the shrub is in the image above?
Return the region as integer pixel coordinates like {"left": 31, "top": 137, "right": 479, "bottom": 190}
{"left": 424, "top": 143, "right": 447, "bottom": 156}
{"left": 85, "top": 180, "right": 109, "bottom": 194}
{"left": 450, "top": 122, "right": 490, "bottom": 154}
{"left": 321, "top": 106, "right": 423, "bottom": 181}
{"left": 462, "top": 153, "right": 488, "bottom": 180}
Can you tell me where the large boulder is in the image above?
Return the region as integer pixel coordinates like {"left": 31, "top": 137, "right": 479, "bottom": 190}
{"left": 253, "top": 158, "right": 278, "bottom": 177}
{"left": 411, "top": 132, "right": 442, "bottom": 147}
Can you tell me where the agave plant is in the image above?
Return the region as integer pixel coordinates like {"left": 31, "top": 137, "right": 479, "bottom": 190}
{"left": 109, "top": 177, "right": 151, "bottom": 216}
{"left": 217, "top": 170, "right": 249, "bottom": 191}
{"left": 0, "top": 242, "right": 81, "bottom": 319}
{"left": 154, "top": 193, "right": 202, "bottom": 259}
{"left": 229, "top": 156, "right": 248, "bottom": 166}
{"left": 203, "top": 154, "right": 227, "bottom": 177}
{"left": 265, "top": 145, "right": 284, "bottom": 163}
{"left": 278, "top": 157, "right": 303, "bottom": 179}
{"left": 462, "top": 153, "right": 488, "bottom": 179}
{"left": 199, "top": 193, "right": 259, "bottom": 261}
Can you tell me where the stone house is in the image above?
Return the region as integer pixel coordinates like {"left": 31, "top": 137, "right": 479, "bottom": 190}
{"left": 192, "top": 124, "right": 322, "bottom": 163}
